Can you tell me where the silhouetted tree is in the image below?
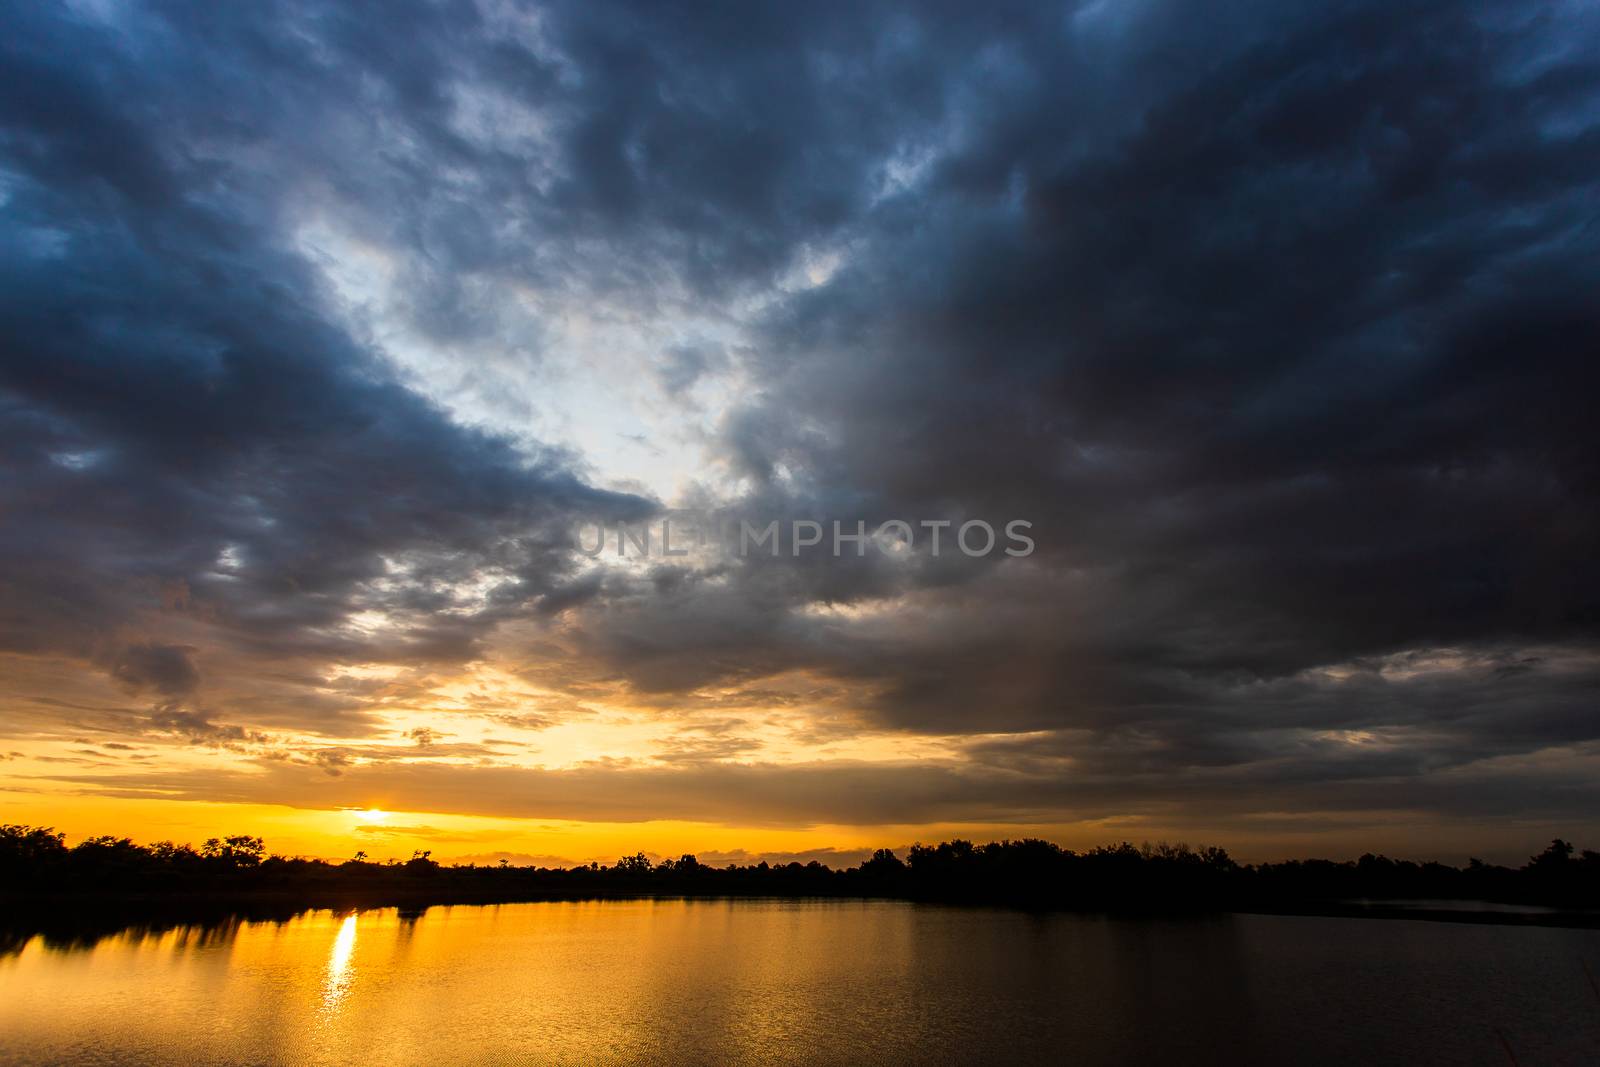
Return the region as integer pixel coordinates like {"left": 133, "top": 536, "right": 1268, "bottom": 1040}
{"left": 861, "top": 848, "right": 906, "bottom": 875}
{"left": 1528, "top": 839, "right": 1574, "bottom": 870}
{"left": 202, "top": 836, "right": 265, "bottom": 869}
{"left": 2, "top": 825, "right": 1596, "bottom": 915}
{"left": 0, "top": 824, "right": 67, "bottom": 879}
{"left": 614, "top": 852, "right": 653, "bottom": 875}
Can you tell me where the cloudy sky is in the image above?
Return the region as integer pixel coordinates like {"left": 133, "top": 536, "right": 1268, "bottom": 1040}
{"left": 2, "top": 0, "right": 1597, "bottom": 865}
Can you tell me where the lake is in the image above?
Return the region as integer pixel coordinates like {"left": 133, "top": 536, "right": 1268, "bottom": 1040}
{"left": 2, "top": 900, "right": 1597, "bottom": 1064}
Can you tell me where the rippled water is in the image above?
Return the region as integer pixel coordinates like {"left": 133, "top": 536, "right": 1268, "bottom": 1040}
{"left": 2, "top": 900, "right": 1598, "bottom": 1065}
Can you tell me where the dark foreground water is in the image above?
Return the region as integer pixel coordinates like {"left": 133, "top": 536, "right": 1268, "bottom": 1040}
{"left": 2, "top": 900, "right": 1598, "bottom": 1065}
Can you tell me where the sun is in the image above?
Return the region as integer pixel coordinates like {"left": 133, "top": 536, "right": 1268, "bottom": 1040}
{"left": 351, "top": 808, "right": 389, "bottom": 825}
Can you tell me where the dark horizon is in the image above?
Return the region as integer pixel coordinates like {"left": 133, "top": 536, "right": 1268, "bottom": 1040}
{"left": 7, "top": 821, "right": 1600, "bottom": 873}
{"left": 6, "top": 822, "right": 1598, "bottom": 928}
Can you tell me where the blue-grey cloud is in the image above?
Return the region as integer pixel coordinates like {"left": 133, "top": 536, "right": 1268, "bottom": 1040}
{"left": 1, "top": 0, "right": 1597, "bottom": 843}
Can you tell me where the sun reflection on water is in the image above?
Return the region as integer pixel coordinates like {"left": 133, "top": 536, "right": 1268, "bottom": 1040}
{"left": 321, "top": 914, "right": 357, "bottom": 1012}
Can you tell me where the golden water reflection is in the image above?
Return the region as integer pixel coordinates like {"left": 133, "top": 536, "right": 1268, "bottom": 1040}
{"left": 321, "top": 914, "right": 357, "bottom": 1012}
{"left": 2, "top": 901, "right": 1599, "bottom": 1065}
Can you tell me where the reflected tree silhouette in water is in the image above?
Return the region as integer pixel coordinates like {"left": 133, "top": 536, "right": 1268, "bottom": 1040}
{"left": 3, "top": 824, "right": 1598, "bottom": 952}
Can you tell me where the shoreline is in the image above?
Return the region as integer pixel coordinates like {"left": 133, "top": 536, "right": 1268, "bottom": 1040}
{"left": 6, "top": 889, "right": 1598, "bottom": 936}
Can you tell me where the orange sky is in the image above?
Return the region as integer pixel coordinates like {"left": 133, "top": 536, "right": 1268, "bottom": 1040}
{"left": 4, "top": 642, "right": 1594, "bottom": 868}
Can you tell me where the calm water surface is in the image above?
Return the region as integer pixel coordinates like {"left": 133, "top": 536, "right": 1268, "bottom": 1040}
{"left": 2, "top": 900, "right": 1598, "bottom": 1065}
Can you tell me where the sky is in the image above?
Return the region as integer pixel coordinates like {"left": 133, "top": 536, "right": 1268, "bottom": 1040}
{"left": 1, "top": 0, "right": 1597, "bottom": 867}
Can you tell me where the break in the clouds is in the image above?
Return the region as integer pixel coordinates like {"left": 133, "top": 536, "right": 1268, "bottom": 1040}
{"left": 2, "top": 0, "right": 1598, "bottom": 856}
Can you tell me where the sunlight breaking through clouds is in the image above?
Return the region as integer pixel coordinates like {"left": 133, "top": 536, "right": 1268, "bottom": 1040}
{"left": 0, "top": 0, "right": 1598, "bottom": 866}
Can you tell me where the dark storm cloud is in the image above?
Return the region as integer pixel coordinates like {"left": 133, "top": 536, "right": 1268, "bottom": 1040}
{"left": 2, "top": 0, "right": 1598, "bottom": 837}
{"left": 719, "top": 0, "right": 1600, "bottom": 629}
{"left": 528, "top": 0, "right": 1600, "bottom": 806}
{"left": 106, "top": 644, "right": 200, "bottom": 700}
{"left": 0, "top": 0, "right": 647, "bottom": 735}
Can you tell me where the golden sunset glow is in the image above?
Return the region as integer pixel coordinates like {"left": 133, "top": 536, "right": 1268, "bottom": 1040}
{"left": 4, "top": 0, "right": 1598, "bottom": 883}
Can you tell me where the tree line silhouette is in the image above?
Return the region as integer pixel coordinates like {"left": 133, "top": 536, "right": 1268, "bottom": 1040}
{"left": 2, "top": 825, "right": 1595, "bottom": 920}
